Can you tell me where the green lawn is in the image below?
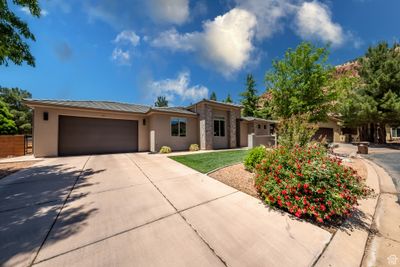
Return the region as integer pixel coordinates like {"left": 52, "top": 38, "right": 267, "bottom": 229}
{"left": 169, "top": 149, "right": 249, "bottom": 173}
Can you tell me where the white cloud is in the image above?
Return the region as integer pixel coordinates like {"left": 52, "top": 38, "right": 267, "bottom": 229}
{"left": 114, "top": 30, "right": 140, "bottom": 46}
{"left": 151, "top": 8, "right": 257, "bottom": 76}
{"left": 147, "top": 0, "right": 189, "bottom": 25}
{"left": 234, "top": 0, "right": 295, "bottom": 40}
{"left": 147, "top": 71, "right": 208, "bottom": 102}
{"left": 151, "top": 29, "right": 198, "bottom": 52}
{"left": 111, "top": 48, "right": 131, "bottom": 65}
{"left": 294, "top": 1, "right": 344, "bottom": 46}
{"left": 20, "top": 7, "right": 49, "bottom": 17}
{"left": 111, "top": 30, "right": 141, "bottom": 66}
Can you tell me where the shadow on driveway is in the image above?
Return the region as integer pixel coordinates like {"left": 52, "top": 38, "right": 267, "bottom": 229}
{"left": 0, "top": 160, "right": 104, "bottom": 267}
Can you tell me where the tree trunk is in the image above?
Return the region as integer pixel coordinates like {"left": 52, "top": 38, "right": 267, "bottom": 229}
{"left": 377, "top": 123, "right": 387, "bottom": 144}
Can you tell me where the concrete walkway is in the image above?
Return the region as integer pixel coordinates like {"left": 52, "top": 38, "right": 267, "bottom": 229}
{"left": 0, "top": 153, "right": 331, "bottom": 267}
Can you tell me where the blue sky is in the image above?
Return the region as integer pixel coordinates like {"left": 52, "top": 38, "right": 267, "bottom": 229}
{"left": 1, "top": 0, "right": 399, "bottom": 106}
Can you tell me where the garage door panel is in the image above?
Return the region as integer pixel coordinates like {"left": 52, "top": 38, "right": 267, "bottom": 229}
{"left": 59, "top": 116, "right": 138, "bottom": 156}
{"left": 312, "top": 127, "right": 334, "bottom": 143}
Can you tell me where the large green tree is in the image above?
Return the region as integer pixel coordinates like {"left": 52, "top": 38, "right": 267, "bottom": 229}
{"left": 1, "top": 0, "right": 41, "bottom": 67}
{"left": 339, "top": 42, "right": 400, "bottom": 143}
{"left": 0, "top": 87, "right": 32, "bottom": 133}
{"left": 240, "top": 74, "right": 259, "bottom": 117}
{"left": 265, "top": 42, "right": 335, "bottom": 122}
{"left": 154, "top": 96, "right": 168, "bottom": 107}
{"left": 0, "top": 99, "right": 17, "bottom": 134}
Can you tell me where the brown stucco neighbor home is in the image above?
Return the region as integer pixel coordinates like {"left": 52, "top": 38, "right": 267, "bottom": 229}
{"left": 25, "top": 99, "right": 277, "bottom": 157}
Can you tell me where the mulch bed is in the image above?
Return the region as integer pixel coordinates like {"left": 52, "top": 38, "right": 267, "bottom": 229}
{"left": 0, "top": 161, "right": 38, "bottom": 180}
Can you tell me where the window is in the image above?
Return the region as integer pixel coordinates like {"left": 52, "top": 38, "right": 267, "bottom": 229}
{"left": 263, "top": 125, "right": 266, "bottom": 130}
{"left": 43, "top": 112, "right": 49, "bottom": 121}
{"left": 258, "top": 124, "right": 261, "bottom": 129}
{"left": 392, "top": 127, "right": 400, "bottom": 138}
{"left": 270, "top": 124, "right": 275, "bottom": 135}
{"left": 214, "top": 117, "right": 225, "bottom": 137}
{"left": 171, "top": 118, "right": 187, "bottom": 137}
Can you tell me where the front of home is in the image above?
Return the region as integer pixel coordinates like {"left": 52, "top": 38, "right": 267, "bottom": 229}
{"left": 25, "top": 99, "right": 278, "bottom": 157}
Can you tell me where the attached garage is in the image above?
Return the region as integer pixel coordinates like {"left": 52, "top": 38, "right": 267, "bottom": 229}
{"left": 58, "top": 116, "right": 138, "bottom": 156}
{"left": 312, "top": 127, "right": 334, "bottom": 143}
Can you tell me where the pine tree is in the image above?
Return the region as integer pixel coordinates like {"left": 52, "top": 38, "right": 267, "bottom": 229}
{"left": 225, "top": 94, "right": 233, "bottom": 103}
{"left": 154, "top": 96, "right": 168, "bottom": 107}
{"left": 240, "top": 74, "right": 259, "bottom": 117}
{"left": 209, "top": 91, "right": 217, "bottom": 101}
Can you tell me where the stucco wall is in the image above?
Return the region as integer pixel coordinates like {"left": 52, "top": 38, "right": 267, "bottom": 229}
{"left": 149, "top": 114, "right": 198, "bottom": 152}
{"left": 240, "top": 121, "right": 248, "bottom": 147}
{"left": 254, "top": 122, "right": 270, "bottom": 135}
{"left": 317, "top": 119, "right": 341, "bottom": 143}
{"left": 32, "top": 107, "right": 149, "bottom": 157}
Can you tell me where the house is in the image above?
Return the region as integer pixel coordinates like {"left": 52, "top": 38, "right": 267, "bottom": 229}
{"left": 25, "top": 99, "right": 277, "bottom": 157}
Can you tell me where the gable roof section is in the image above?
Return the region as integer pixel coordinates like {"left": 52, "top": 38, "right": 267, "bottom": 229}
{"left": 24, "top": 99, "right": 197, "bottom": 116}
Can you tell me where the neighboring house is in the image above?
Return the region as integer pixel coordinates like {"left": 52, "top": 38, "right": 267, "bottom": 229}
{"left": 25, "top": 99, "right": 277, "bottom": 157}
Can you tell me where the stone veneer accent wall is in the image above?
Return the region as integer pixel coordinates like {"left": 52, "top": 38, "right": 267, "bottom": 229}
{"left": 199, "top": 103, "right": 213, "bottom": 150}
{"left": 228, "top": 109, "right": 240, "bottom": 148}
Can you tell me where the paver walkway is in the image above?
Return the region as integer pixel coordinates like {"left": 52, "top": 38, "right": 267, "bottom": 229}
{"left": 0, "top": 153, "right": 331, "bottom": 267}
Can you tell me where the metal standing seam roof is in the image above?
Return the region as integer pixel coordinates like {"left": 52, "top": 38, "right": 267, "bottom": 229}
{"left": 24, "top": 99, "right": 198, "bottom": 115}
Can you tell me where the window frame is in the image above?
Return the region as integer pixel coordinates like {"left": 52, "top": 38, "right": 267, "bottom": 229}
{"left": 213, "top": 116, "right": 225, "bottom": 137}
{"left": 170, "top": 117, "right": 187, "bottom": 137}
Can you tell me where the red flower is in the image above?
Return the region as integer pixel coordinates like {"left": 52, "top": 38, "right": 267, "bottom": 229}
{"left": 295, "top": 210, "right": 302, "bottom": 218}
{"left": 277, "top": 200, "right": 283, "bottom": 207}
{"left": 316, "top": 217, "right": 323, "bottom": 223}
{"left": 282, "top": 190, "right": 288, "bottom": 195}
{"left": 268, "top": 196, "right": 275, "bottom": 202}
{"left": 320, "top": 204, "right": 326, "bottom": 211}
{"left": 303, "top": 184, "right": 309, "bottom": 190}
{"left": 295, "top": 196, "right": 300, "bottom": 201}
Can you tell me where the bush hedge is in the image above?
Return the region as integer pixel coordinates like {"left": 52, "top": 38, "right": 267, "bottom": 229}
{"left": 254, "top": 144, "right": 371, "bottom": 223}
{"left": 159, "top": 146, "right": 172, "bottom": 153}
{"left": 244, "top": 145, "right": 267, "bottom": 171}
{"left": 189, "top": 144, "right": 199, "bottom": 151}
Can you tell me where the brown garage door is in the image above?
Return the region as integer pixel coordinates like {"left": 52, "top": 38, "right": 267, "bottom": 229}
{"left": 312, "top": 127, "right": 334, "bottom": 143}
{"left": 58, "top": 116, "right": 138, "bottom": 156}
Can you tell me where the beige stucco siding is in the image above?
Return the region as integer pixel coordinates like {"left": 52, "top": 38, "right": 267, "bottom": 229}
{"left": 254, "top": 122, "right": 269, "bottom": 135}
{"left": 240, "top": 121, "right": 248, "bottom": 147}
{"left": 33, "top": 106, "right": 149, "bottom": 157}
{"left": 149, "top": 114, "right": 198, "bottom": 152}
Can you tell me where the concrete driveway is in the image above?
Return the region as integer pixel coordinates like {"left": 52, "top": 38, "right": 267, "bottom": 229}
{"left": 0, "top": 153, "right": 331, "bottom": 267}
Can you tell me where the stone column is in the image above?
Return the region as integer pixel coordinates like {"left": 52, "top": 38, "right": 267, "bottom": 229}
{"left": 199, "top": 104, "right": 213, "bottom": 150}
{"left": 228, "top": 109, "right": 240, "bottom": 148}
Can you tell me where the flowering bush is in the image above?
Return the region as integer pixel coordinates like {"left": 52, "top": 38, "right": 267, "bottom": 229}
{"left": 254, "top": 144, "right": 371, "bottom": 223}
{"left": 244, "top": 145, "right": 267, "bottom": 171}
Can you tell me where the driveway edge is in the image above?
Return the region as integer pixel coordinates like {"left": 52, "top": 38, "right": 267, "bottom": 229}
{"left": 314, "top": 157, "right": 398, "bottom": 267}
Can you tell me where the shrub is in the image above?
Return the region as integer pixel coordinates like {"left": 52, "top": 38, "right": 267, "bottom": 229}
{"left": 254, "top": 144, "right": 371, "bottom": 223}
{"left": 244, "top": 145, "right": 267, "bottom": 171}
{"left": 189, "top": 144, "right": 199, "bottom": 151}
{"left": 277, "top": 113, "right": 318, "bottom": 149}
{"left": 159, "top": 146, "right": 172, "bottom": 153}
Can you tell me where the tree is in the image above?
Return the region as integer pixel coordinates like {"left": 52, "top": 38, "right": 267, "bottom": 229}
{"left": 0, "top": 0, "right": 41, "bottom": 67}
{"left": 339, "top": 42, "right": 400, "bottom": 143}
{"left": 0, "top": 100, "right": 17, "bottom": 134}
{"left": 224, "top": 94, "right": 233, "bottom": 103}
{"left": 0, "top": 87, "right": 32, "bottom": 134}
{"left": 265, "top": 42, "right": 335, "bottom": 122}
{"left": 209, "top": 91, "right": 217, "bottom": 101}
{"left": 154, "top": 96, "right": 168, "bottom": 107}
{"left": 240, "top": 74, "right": 259, "bottom": 117}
